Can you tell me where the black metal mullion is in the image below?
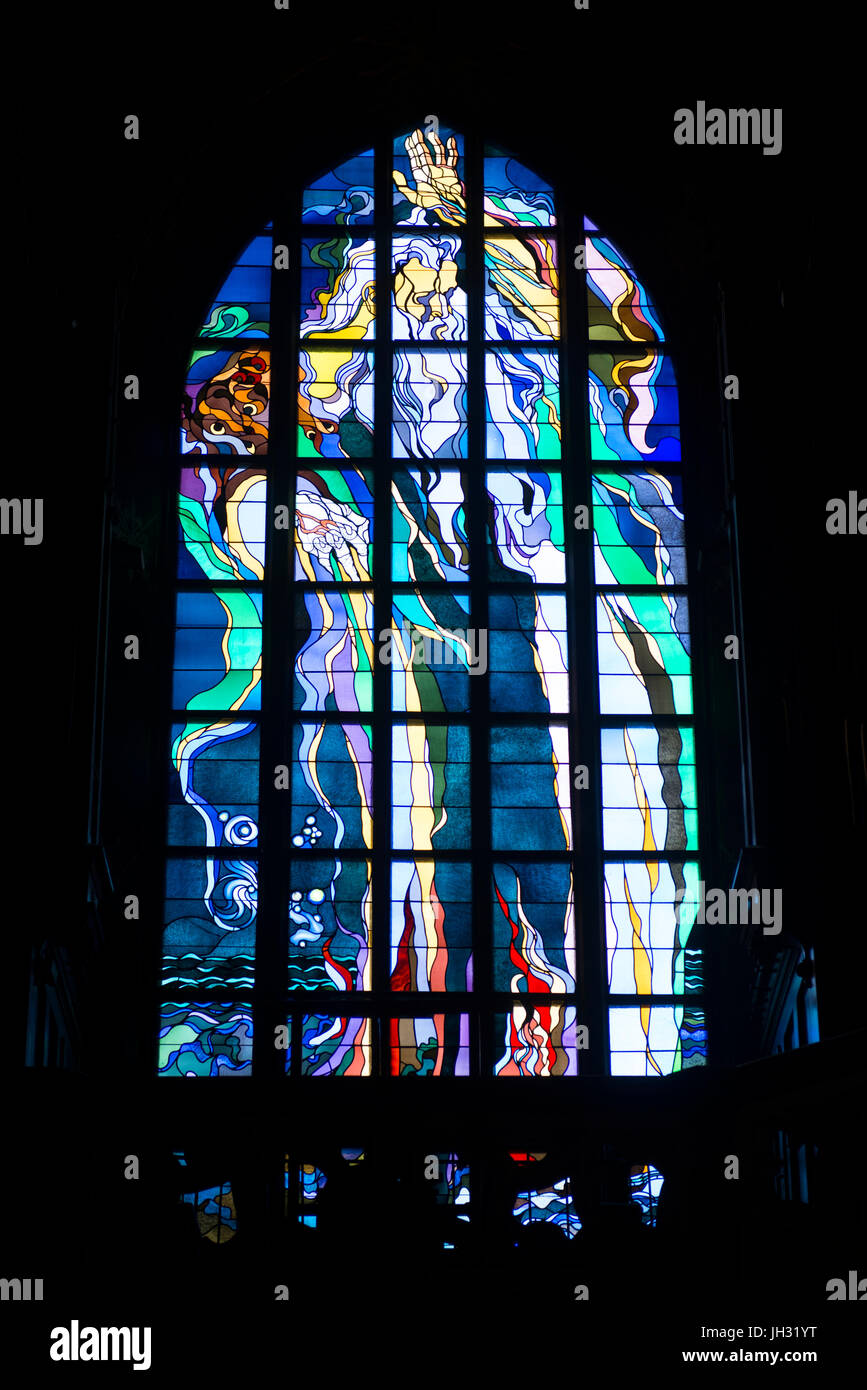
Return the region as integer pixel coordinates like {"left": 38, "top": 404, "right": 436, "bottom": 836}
{"left": 463, "top": 129, "right": 490, "bottom": 1082}
{"left": 255, "top": 201, "right": 295, "bottom": 1084}
{"left": 563, "top": 196, "right": 606, "bottom": 1075}
{"left": 548, "top": 193, "right": 588, "bottom": 1080}
{"left": 372, "top": 121, "right": 394, "bottom": 1075}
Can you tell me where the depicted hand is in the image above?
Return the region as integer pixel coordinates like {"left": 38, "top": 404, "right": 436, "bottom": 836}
{"left": 393, "top": 128, "right": 466, "bottom": 225}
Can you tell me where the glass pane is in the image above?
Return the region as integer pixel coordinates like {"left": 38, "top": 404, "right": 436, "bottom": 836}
{"left": 393, "top": 127, "right": 466, "bottom": 227}
{"left": 389, "top": 1016, "right": 470, "bottom": 1074}
{"left": 486, "top": 348, "right": 560, "bottom": 459}
{"left": 297, "top": 1015, "right": 372, "bottom": 1075}
{"left": 487, "top": 470, "right": 565, "bottom": 582}
{"left": 163, "top": 857, "right": 256, "bottom": 990}
{"left": 297, "top": 349, "right": 374, "bottom": 459}
{"left": 299, "top": 237, "right": 375, "bottom": 338}
{"left": 484, "top": 149, "right": 555, "bottom": 227}
{"left": 158, "top": 1001, "right": 253, "bottom": 1077}
{"left": 168, "top": 721, "right": 259, "bottom": 848}
{"left": 392, "top": 468, "right": 469, "bottom": 583}
{"left": 601, "top": 725, "right": 698, "bottom": 852}
{"left": 179, "top": 466, "right": 267, "bottom": 582}
{"left": 293, "top": 589, "right": 374, "bottom": 713}
{"left": 393, "top": 350, "right": 468, "bottom": 458}
{"left": 173, "top": 589, "right": 263, "bottom": 713}
{"left": 303, "top": 150, "right": 375, "bottom": 224}
{"left": 289, "top": 858, "right": 371, "bottom": 991}
{"left": 199, "top": 233, "right": 271, "bottom": 338}
{"left": 291, "top": 721, "right": 373, "bottom": 851}
{"left": 596, "top": 591, "right": 692, "bottom": 716}
{"left": 294, "top": 469, "right": 373, "bottom": 581}
{"left": 494, "top": 1005, "right": 578, "bottom": 1076}
{"left": 588, "top": 351, "right": 679, "bottom": 462}
{"left": 592, "top": 471, "right": 686, "bottom": 586}
{"left": 513, "top": 1178, "right": 581, "bottom": 1238}
{"left": 490, "top": 727, "right": 572, "bottom": 849}
{"left": 485, "top": 235, "right": 559, "bottom": 340}
{"left": 489, "top": 593, "right": 569, "bottom": 714}
{"left": 392, "top": 723, "right": 470, "bottom": 850}
{"left": 393, "top": 235, "right": 467, "bottom": 339}
{"left": 390, "top": 860, "right": 473, "bottom": 991}
{"left": 492, "top": 860, "right": 576, "bottom": 989}
{"left": 605, "top": 860, "right": 702, "bottom": 996}
{"left": 586, "top": 234, "right": 663, "bottom": 343}
{"left": 608, "top": 1005, "right": 707, "bottom": 1075}
{"left": 182, "top": 349, "right": 270, "bottom": 455}
{"left": 390, "top": 589, "right": 474, "bottom": 712}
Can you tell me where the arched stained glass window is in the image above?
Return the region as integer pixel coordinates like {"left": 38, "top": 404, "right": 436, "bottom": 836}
{"left": 159, "top": 125, "right": 705, "bottom": 1081}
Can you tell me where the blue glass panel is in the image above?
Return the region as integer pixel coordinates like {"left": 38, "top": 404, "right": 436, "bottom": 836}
{"left": 492, "top": 860, "right": 576, "bottom": 991}
{"left": 297, "top": 1015, "right": 372, "bottom": 1075}
{"left": 291, "top": 720, "right": 372, "bottom": 852}
{"left": 390, "top": 590, "right": 474, "bottom": 713}
{"left": 303, "top": 150, "right": 374, "bottom": 224}
{"left": 173, "top": 589, "right": 263, "bottom": 713}
{"left": 163, "top": 857, "right": 257, "bottom": 990}
{"left": 490, "top": 726, "right": 572, "bottom": 849}
{"left": 392, "top": 350, "right": 468, "bottom": 458}
{"left": 592, "top": 471, "right": 686, "bottom": 586}
{"left": 168, "top": 721, "right": 259, "bottom": 848}
{"left": 178, "top": 466, "right": 267, "bottom": 582}
{"left": 588, "top": 351, "right": 679, "bottom": 462}
{"left": 158, "top": 1001, "right": 253, "bottom": 1076}
{"left": 289, "top": 857, "right": 371, "bottom": 991}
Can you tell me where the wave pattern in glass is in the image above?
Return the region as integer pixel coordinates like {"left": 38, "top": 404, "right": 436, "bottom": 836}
{"left": 158, "top": 1001, "right": 253, "bottom": 1077}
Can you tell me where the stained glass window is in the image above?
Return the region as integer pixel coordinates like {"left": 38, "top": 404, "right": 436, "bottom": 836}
{"left": 161, "top": 127, "right": 704, "bottom": 1081}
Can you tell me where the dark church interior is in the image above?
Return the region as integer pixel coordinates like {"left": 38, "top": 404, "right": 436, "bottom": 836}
{"left": 7, "top": 0, "right": 863, "bottom": 1373}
